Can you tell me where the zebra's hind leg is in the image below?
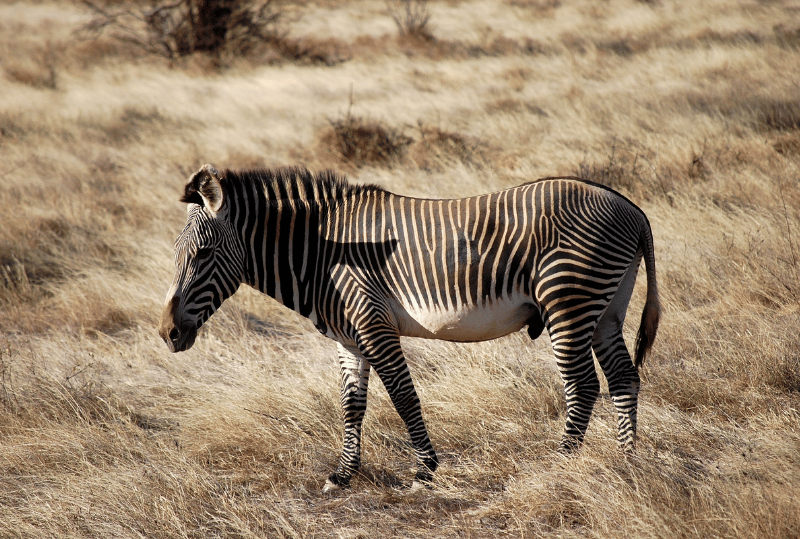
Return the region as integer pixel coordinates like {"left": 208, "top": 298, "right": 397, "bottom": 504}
{"left": 324, "top": 343, "right": 371, "bottom": 493}
{"left": 594, "top": 330, "right": 640, "bottom": 452}
{"left": 552, "top": 341, "right": 601, "bottom": 453}
{"left": 593, "top": 258, "right": 642, "bottom": 452}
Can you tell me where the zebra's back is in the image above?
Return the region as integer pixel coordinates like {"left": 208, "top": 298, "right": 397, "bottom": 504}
{"left": 327, "top": 178, "right": 647, "bottom": 342}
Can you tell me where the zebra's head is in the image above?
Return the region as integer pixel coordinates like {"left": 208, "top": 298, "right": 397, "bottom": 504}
{"left": 159, "top": 165, "right": 245, "bottom": 352}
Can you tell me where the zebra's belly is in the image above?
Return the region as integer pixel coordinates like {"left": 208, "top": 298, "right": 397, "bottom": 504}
{"left": 391, "top": 297, "right": 539, "bottom": 342}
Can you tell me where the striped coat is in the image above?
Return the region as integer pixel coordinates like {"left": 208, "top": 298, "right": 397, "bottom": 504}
{"left": 159, "top": 165, "right": 660, "bottom": 490}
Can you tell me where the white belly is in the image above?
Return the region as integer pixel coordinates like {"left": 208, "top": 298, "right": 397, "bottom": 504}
{"left": 391, "top": 296, "right": 538, "bottom": 342}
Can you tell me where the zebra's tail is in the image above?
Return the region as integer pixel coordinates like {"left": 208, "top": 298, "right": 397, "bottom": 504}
{"left": 634, "top": 220, "right": 661, "bottom": 369}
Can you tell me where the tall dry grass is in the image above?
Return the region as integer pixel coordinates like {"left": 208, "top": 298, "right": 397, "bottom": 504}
{"left": 1, "top": 0, "right": 799, "bottom": 537}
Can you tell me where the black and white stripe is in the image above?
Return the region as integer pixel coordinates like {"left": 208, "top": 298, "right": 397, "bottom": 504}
{"left": 159, "top": 165, "right": 660, "bottom": 489}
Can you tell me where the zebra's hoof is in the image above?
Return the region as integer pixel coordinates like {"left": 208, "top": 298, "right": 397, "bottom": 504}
{"left": 322, "top": 479, "right": 340, "bottom": 494}
{"left": 408, "top": 480, "right": 429, "bottom": 493}
{"left": 557, "top": 437, "right": 582, "bottom": 455}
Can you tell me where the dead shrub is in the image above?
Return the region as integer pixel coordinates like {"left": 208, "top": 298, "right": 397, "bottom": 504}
{"left": 387, "top": 0, "right": 431, "bottom": 39}
{"left": 81, "top": 0, "right": 285, "bottom": 59}
{"left": 323, "top": 113, "right": 412, "bottom": 167}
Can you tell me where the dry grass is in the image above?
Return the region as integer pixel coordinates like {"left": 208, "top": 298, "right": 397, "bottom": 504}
{"left": 2, "top": 0, "right": 799, "bottom": 537}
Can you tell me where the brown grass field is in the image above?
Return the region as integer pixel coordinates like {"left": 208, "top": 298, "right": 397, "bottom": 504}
{"left": 2, "top": 0, "right": 800, "bottom": 536}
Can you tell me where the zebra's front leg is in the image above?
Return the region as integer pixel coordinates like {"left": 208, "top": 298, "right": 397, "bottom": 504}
{"left": 359, "top": 331, "right": 439, "bottom": 486}
{"left": 324, "top": 343, "right": 371, "bottom": 493}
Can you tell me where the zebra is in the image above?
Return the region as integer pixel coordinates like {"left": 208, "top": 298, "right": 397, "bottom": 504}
{"left": 158, "top": 164, "right": 660, "bottom": 491}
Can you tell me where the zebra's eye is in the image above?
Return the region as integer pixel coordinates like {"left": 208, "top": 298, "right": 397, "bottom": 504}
{"left": 195, "top": 247, "right": 213, "bottom": 261}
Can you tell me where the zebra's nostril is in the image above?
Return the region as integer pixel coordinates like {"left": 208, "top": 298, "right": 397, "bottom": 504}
{"left": 168, "top": 328, "right": 180, "bottom": 341}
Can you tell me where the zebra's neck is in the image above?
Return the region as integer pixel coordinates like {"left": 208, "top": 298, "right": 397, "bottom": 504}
{"left": 226, "top": 167, "right": 384, "bottom": 318}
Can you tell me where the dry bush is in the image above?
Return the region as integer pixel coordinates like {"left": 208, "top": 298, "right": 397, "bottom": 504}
{"left": 322, "top": 113, "right": 413, "bottom": 168}
{"left": 387, "top": 0, "right": 431, "bottom": 38}
{"left": 80, "top": 0, "right": 348, "bottom": 65}
{"left": 82, "top": 0, "right": 284, "bottom": 58}
{"left": 318, "top": 105, "right": 492, "bottom": 172}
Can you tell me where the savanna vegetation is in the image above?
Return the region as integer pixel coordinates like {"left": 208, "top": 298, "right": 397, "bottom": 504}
{"left": 1, "top": 0, "right": 799, "bottom": 537}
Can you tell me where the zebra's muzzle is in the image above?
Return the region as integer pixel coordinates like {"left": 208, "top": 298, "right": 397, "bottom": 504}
{"left": 160, "top": 323, "right": 198, "bottom": 353}
{"left": 158, "top": 296, "right": 199, "bottom": 352}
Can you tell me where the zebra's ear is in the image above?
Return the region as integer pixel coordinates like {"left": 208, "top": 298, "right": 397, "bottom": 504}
{"left": 182, "top": 164, "right": 225, "bottom": 214}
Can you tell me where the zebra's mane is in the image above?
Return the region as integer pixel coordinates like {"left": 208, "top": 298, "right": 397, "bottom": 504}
{"left": 180, "top": 165, "right": 386, "bottom": 209}
{"left": 223, "top": 167, "right": 386, "bottom": 206}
